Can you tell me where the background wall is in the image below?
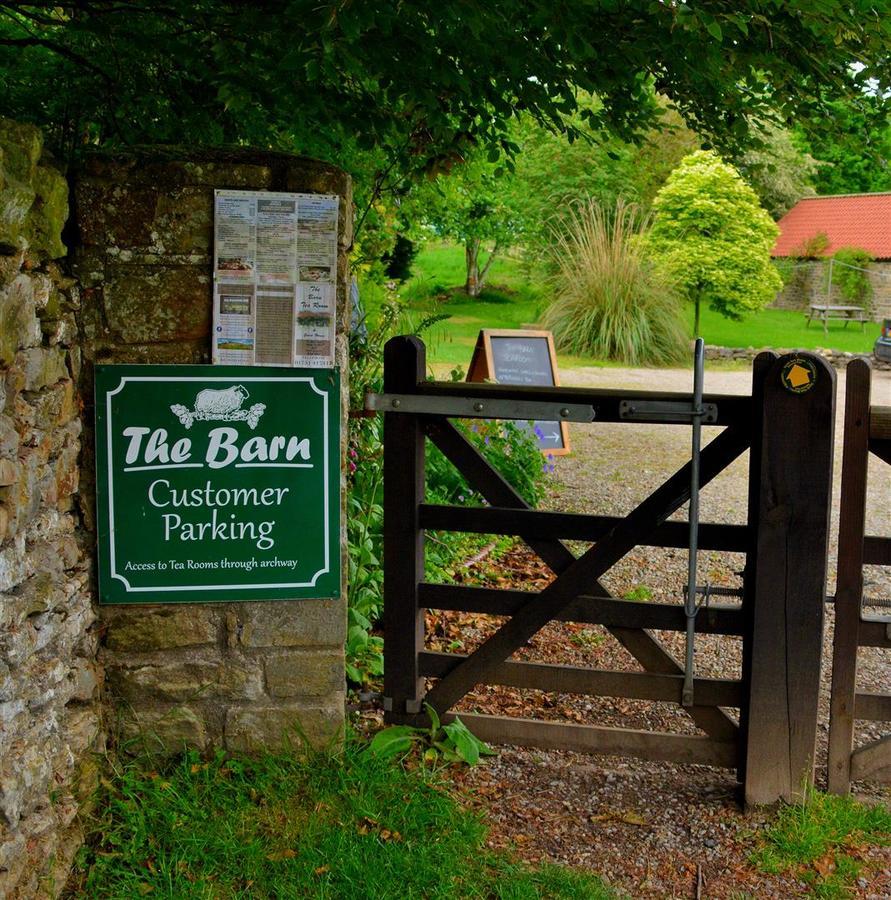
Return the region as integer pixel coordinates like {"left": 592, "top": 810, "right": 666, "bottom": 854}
{"left": 773, "top": 259, "right": 891, "bottom": 320}
{"left": 0, "top": 119, "right": 103, "bottom": 897}
{"left": 70, "top": 149, "right": 352, "bottom": 755}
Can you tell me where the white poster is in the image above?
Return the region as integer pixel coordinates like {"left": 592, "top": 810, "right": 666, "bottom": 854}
{"left": 213, "top": 189, "right": 339, "bottom": 367}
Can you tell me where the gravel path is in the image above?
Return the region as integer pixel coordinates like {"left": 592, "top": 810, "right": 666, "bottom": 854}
{"left": 446, "top": 361, "right": 891, "bottom": 898}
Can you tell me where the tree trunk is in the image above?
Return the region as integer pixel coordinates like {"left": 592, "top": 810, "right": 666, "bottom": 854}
{"left": 465, "top": 239, "right": 481, "bottom": 297}
{"left": 693, "top": 296, "right": 701, "bottom": 338}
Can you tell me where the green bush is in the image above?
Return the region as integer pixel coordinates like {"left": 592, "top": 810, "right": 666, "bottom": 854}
{"left": 827, "top": 246, "right": 874, "bottom": 310}
{"left": 542, "top": 200, "right": 688, "bottom": 365}
{"left": 347, "top": 298, "right": 552, "bottom": 687}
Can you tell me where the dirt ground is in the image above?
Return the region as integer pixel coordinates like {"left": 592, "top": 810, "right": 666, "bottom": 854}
{"left": 429, "top": 361, "right": 891, "bottom": 898}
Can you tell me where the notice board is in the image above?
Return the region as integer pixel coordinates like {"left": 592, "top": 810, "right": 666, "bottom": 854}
{"left": 467, "top": 329, "right": 569, "bottom": 455}
{"left": 95, "top": 365, "right": 340, "bottom": 604}
{"left": 213, "top": 190, "right": 339, "bottom": 368}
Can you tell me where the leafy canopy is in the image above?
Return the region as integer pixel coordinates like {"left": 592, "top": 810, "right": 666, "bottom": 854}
{"left": 648, "top": 150, "right": 782, "bottom": 326}
{"left": 2, "top": 1, "right": 890, "bottom": 174}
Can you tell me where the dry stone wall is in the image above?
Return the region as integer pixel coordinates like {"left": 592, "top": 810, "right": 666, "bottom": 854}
{"left": 0, "top": 119, "right": 103, "bottom": 898}
{"left": 70, "top": 149, "right": 351, "bottom": 755}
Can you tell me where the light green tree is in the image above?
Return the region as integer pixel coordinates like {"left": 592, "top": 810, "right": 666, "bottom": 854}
{"left": 649, "top": 151, "right": 782, "bottom": 335}
{"left": 414, "top": 156, "right": 527, "bottom": 296}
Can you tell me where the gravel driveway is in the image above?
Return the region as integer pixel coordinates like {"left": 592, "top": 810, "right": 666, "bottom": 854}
{"left": 449, "top": 361, "right": 891, "bottom": 898}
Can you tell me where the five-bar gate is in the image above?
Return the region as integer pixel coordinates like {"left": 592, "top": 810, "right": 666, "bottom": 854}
{"left": 373, "top": 336, "right": 839, "bottom": 806}
{"left": 827, "top": 359, "right": 891, "bottom": 793}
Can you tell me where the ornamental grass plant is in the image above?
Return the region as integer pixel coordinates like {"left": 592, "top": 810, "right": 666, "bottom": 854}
{"left": 543, "top": 200, "right": 688, "bottom": 365}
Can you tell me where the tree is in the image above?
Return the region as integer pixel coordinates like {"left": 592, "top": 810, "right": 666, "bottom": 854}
{"left": 794, "top": 97, "right": 891, "bottom": 195}
{"left": 736, "top": 124, "right": 821, "bottom": 219}
{"left": 511, "top": 104, "right": 701, "bottom": 255}
{"left": 1, "top": 2, "right": 889, "bottom": 177}
{"left": 414, "top": 158, "right": 525, "bottom": 296}
{"left": 648, "top": 150, "right": 782, "bottom": 335}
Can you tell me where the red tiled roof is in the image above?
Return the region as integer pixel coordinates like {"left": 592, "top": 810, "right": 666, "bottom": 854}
{"left": 773, "top": 192, "right": 891, "bottom": 260}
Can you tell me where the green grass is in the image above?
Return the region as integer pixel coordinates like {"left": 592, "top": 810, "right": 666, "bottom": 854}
{"left": 751, "top": 790, "right": 891, "bottom": 899}
{"left": 71, "top": 740, "right": 614, "bottom": 899}
{"left": 364, "top": 243, "right": 882, "bottom": 369}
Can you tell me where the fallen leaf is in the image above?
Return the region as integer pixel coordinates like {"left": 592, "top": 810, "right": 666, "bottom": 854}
{"left": 266, "top": 849, "right": 298, "bottom": 861}
{"left": 621, "top": 811, "right": 649, "bottom": 826}
{"left": 314, "top": 865, "right": 330, "bottom": 876}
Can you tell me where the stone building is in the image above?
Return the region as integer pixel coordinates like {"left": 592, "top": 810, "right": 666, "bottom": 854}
{"left": 771, "top": 192, "right": 891, "bottom": 321}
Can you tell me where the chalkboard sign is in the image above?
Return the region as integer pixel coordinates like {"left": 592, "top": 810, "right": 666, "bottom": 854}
{"left": 466, "top": 329, "right": 569, "bottom": 455}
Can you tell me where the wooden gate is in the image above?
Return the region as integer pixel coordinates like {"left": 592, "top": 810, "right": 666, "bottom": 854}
{"left": 375, "top": 336, "right": 836, "bottom": 805}
{"left": 827, "top": 359, "right": 891, "bottom": 793}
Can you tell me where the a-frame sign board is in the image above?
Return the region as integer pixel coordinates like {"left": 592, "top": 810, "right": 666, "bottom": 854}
{"left": 466, "top": 329, "right": 570, "bottom": 455}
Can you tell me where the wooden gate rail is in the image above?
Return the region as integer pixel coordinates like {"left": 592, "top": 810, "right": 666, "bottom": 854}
{"left": 380, "top": 336, "right": 836, "bottom": 804}
{"left": 828, "top": 359, "right": 891, "bottom": 793}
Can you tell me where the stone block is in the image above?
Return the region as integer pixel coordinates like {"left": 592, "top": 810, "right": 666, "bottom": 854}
{"left": 28, "top": 164, "right": 68, "bottom": 259}
{"left": 224, "top": 695, "right": 344, "bottom": 753}
{"left": 15, "top": 346, "right": 68, "bottom": 391}
{"left": 149, "top": 187, "right": 213, "bottom": 255}
{"left": 104, "top": 607, "right": 219, "bottom": 651}
{"left": 0, "top": 119, "right": 42, "bottom": 183}
{"left": 73, "top": 181, "right": 158, "bottom": 249}
{"left": 0, "top": 249, "right": 25, "bottom": 290}
{"left": 0, "top": 274, "right": 41, "bottom": 365}
{"left": 264, "top": 650, "right": 344, "bottom": 698}
{"left": 238, "top": 599, "right": 346, "bottom": 648}
{"left": 102, "top": 263, "right": 211, "bottom": 343}
{"left": 109, "top": 659, "right": 263, "bottom": 703}
{"left": 0, "top": 457, "right": 18, "bottom": 485}
{"left": 122, "top": 704, "right": 207, "bottom": 751}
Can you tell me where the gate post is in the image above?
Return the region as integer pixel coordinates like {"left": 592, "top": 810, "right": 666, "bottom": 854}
{"left": 827, "top": 359, "right": 871, "bottom": 794}
{"left": 382, "top": 336, "right": 427, "bottom": 720}
{"left": 744, "top": 352, "right": 836, "bottom": 806}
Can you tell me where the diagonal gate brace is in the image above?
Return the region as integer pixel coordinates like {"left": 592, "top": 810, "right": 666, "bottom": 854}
{"left": 423, "top": 419, "right": 748, "bottom": 739}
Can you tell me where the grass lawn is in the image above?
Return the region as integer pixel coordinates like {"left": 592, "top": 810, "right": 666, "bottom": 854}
{"left": 752, "top": 789, "right": 891, "bottom": 898}
{"left": 71, "top": 741, "right": 614, "bottom": 899}
{"left": 362, "top": 243, "right": 882, "bottom": 370}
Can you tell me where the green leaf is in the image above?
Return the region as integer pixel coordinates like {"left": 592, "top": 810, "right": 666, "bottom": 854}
{"left": 368, "top": 726, "right": 419, "bottom": 757}
{"left": 443, "top": 720, "right": 482, "bottom": 765}
{"left": 424, "top": 703, "right": 441, "bottom": 737}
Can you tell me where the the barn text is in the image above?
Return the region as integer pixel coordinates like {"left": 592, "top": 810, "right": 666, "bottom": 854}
{"left": 121, "top": 426, "right": 312, "bottom": 469}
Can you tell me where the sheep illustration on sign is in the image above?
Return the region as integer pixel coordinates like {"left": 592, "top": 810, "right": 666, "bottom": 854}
{"left": 171, "top": 385, "right": 266, "bottom": 429}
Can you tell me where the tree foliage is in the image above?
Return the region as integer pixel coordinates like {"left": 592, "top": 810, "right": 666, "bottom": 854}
{"left": 414, "top": 158, "right": 526, "bottom": 296}
{"left": 795, "top": 97, "right": 891, "bottom": 195}
{"left": 736, "top": 124, "right": 821, "bottom": 219}
{"left": 2, "top": 1, "right": 889, "bottom": 174}
{"left": 649, "top": 150, "right": 782, "bottom": 333}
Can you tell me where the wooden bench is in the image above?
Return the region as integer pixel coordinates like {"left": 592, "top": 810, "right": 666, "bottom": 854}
{"left": 806, "top": 304, "right": 867, "bottom": 335}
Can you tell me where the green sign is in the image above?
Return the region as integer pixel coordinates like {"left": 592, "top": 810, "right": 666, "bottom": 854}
{"left": 95, "top": 365, "right": 340, "bottom": 604}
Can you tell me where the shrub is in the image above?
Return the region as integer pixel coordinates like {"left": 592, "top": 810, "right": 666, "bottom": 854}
{"left": 347, "top": 298, "right": 552, "bottom": 687}
{"left": 542, "top": 200, "right": 688, "bottom": 365}
{"left": 827, "top": 245, "right": 874, "bottom": 310}
{"left": 382, "top": 234, "right": 419, "bottom": 282}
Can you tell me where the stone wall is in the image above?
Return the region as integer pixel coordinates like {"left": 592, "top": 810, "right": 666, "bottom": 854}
{"left": 705, "top": 343, "right": 891, "bottom": 372}
{"left": 70, "top": 149, "right": 351, "bottom": 754}
{"left": 773, "top": 259, "right": 891, "bottom": 321}
{"left": 0, "top": 120, "right": 103, "bottom": 897}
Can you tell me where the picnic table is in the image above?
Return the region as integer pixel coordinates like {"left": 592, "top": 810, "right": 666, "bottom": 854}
{"left": 806, "top": 304, "right": 867, "bottom": 335}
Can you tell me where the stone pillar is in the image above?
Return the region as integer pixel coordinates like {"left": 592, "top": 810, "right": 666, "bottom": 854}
{"left": 0, "top": 118, "right": 104, "bottom": 897}
{"left": 71, "top": 149, "right": 351, "bottom": 752}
